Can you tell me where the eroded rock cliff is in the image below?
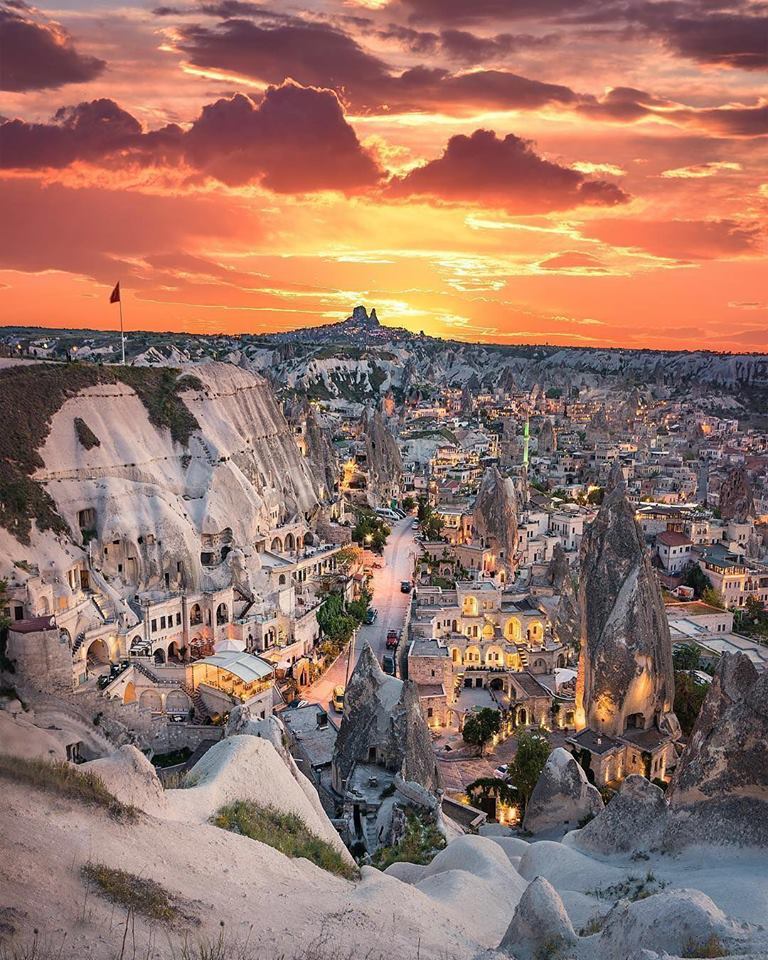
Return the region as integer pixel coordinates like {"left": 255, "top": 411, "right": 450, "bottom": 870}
{"left": 362, "top": 409, "right": 403, "bottom": 507}
{"left": 576, "top": 462, "right": 677, "bottom": 738}
{"left": 0, "top": 362, "right": 321, "bottom": 598}
{"left": 332, "top": 643, "right": 440, "bottom": 794}
{"left": 718, "top": 464, "right": 755, "bottom": 522}
{"left": 667, "top": 652, "right": 768, "bottom": 846}
{"left": 473, "top": 467, "right": 519, "bottom": 568}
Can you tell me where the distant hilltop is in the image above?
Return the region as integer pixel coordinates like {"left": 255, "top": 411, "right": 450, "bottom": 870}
{"left": 261, "top": 305, "right": 419, "bottom": 345}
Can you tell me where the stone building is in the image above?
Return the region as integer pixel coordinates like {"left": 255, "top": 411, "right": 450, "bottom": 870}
{"left": 407, "top": 639, "right": 454, "bottom": 727}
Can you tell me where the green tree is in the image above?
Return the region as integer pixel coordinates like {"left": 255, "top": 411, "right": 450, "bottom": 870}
{"left": 462, "top": 708, "right": 501, "bottom": 756}
{"left": 316, "top": 593, "right": 356, "bottom": 653}
{"left": 674, "top": 672, "right": 709, "bottom": 736}
{"left": 465, "top": 776, "right": 518, "bottom": 817}
{"left": 508, "top": 729, "right": 551, "bottom": 814}
{"left": 673, "top": 643, "right": 701, "bottom": 671}
{"left": 702, "top": 586, "right": 725, "bottom": 609}
{"left": 683, "top": 564, "right": 710, "bottom": 598}
{"left": 334, "top": 546, "right": 362, "bottom": 573}
{"left": 586, "top": 486, "right": 605, "bottom": 505}
{"left": 402, "top": 495, "right": 416, "bottom": 512}
{"left": 744, "top": 595, "right": 765, "bottom": 623}
{"left": 352, "top": 513, "right": 390, "bottom": 552}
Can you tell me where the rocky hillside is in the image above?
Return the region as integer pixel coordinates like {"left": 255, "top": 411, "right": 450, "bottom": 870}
{"left": 0, "top": 360, "right": 320, "bottom": 593}
{"left": 4, "top": 311, "right": 767, "bottom": 409}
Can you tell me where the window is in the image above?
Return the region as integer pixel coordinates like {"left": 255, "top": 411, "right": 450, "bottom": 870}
{"left": 176, "top": 612, "right": 181, "bottom": 625}
{"left": 151, "top": 619, "right": 157, "bottom": 632}
{"left": 160, "top": 616, "right": 166, "bottom": 629}
{"left": 427, "top": 707, "right": 433, "bottom": 718}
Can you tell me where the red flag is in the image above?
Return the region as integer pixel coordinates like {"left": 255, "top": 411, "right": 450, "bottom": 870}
{"left": 109, "top": 282, "right": 120, "bottom": 304}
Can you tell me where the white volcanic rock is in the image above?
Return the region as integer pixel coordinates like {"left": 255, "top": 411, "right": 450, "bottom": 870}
{"left": 26, "top": 363, "right": 319, "bottom": 596}
{"left": 517, "top": 839, "right": 624, "bottom": 890}
{"left": 573, "top": 774, "right": 668, "bottom": 855}
{"left": 595, "top": 888, "right": 763, "bottom": 959}
{"left": 165, "top": 734, "right": 353, "bottom": 862}
{"left": 362, "top": 408, "right": 403, "bottom": 507}
{"left": 416, "top": 836, "right": 528, "bottom": 947}
{"left": 84, "top": 745, "right": 166, "bottom": 816}
{"left": 497, "top": 877, "right": 577, "bottom": 959}
{"left": 522, "top": 747, "right": 604, "bottom": 835}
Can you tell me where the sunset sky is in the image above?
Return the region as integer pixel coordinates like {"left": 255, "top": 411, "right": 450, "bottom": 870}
{"left": 0, "top": 0, "right": 766, "bottom": 350}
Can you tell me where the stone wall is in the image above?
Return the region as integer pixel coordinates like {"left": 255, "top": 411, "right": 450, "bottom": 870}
{"left": 7, "top": 626, "right": 73, "bottom": 695}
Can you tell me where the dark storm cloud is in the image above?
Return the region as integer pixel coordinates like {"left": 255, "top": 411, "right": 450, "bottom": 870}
{"left": 175, "top": 18, "right": 580, "bottom": 112}
{"left": 0, "top": 0, "right": 106, "bottom": 91}
{"left": 378, "top": 23, "right": 557, "bottom": 61}
{"left": 398, "top": 0, "right": 768, "bottom": 70}
{"left": 388, "top": 129, "right": 629, "bottom": 213}
{"left": 0, "top": 82, "right": 381, "bottom": 192}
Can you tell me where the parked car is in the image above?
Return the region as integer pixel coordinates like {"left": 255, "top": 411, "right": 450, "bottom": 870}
{"left": 400, "top": 580, "right": 412, "bottom": 593}
{"left": 97, "top": 674, "right": 112, "bottom": 690}
{"left": 364, "top": 607, "right": 378, "bottom": 624}
{"left": 386, "top": 630, "right": 400, "bottom": 649}
{"left": 332, "top": 685, "right": 345, "bottom": 713}
{"left": 382, "top": 654, "right": 396, "bottom": 676}
{"left": 494, "top": 763, "right": 510, "bottom": 781}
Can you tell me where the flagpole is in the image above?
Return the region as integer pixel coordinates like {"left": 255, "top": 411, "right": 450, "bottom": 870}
{"left": 119, "top": 296, "right": 125, "bottom": 366}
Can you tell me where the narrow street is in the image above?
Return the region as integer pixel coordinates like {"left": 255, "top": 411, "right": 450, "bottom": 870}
{"left": 305, "top": 516, "right": 416, "bottom": 714}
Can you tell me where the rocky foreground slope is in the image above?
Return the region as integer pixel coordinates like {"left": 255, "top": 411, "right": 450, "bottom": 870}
{"left": 2, "top": 688, "right": 768, "bottom": 960}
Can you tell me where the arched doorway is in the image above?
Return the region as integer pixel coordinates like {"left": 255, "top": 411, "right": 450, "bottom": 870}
{"left": 154, "top": 647, "right": 166, "bottom": 664}
{"left": 516, "top": 707, "right": 528, "bottom": 726}
{"left": 86, "top": 638, "right": 110, "bottom": 665}
{"left": 557, "top": 654, "right": 566, "bottom": 668}
{"left": 216, "top": 603, "right": 228, "bottom": 625}
{"left": 165, "top": 690, "right": 190, "bottom": 714}
{"left": 284, "top": 532, "right": 295, "bottom": 552}
{"left": 303, "top": 531, "right": 314, "bottom": 546}
{"left": 190, "top": 604, "right": 202, "bottom": 625}
{"left": 139, "top": 690, "right": 163, "bottom": 713}
{"left": 168, "top": 640, "right": 181, "bottom": 661}
{"left": 270, "top": 537, "right": 283, "bottom": 552}
{"left": 489, "top": 677, "right": 504, "bottom": 691}
{"left": 123, "top": 681, "right": 137, "bottom": 704}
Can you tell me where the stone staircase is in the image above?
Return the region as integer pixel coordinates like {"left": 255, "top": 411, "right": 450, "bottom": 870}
{"left": 132, "top": 660, "right": 208, "bottom": 721}
{"left": 181, "top": 681, "right": 208, "bottom": 721}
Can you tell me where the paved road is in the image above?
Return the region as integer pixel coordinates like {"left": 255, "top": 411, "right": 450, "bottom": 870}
{"left": 305, "top": 516, "right": 416, "bottom": 714}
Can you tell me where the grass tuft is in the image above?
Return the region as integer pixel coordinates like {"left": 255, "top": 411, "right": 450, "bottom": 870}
{"left": 81, "top": 863, "right": 186, "bottom": 924}
{"left": 0, "top": 753, "right": 138, "bottom": 822}
{"left": 682, "top": 935, "right": 728, "bottom": 958}
{"left": 212, "top": 801, "right": 358, "bottom": 880}
{"left": 370, "top": 809, "right": 445, "bottom": 871}
{"left": 73, "top": 417, "right": 100, "bottom": 450}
